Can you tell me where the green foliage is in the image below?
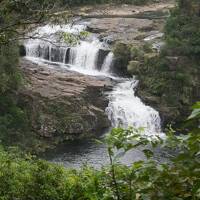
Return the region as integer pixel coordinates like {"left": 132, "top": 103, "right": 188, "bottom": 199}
{"left": 0, "top": 0, "right": 69, "bottom": 148}
{"left": 62, "top": 32, "right": 79, "bottom": 45}
{"left": 62, "top": 31, "right": 90, "bottom": 45}
{"left": 127, "top": 61, "right": 141, "bottom": 74}
{"left": 142, "top": 43, "right": 153, "bottom": 54}
{"left": 165, "top": 0, "right": 200, "bottom": 57}
{"left": 126, "top": 0, "right": 200, "bottom": 125}
{"left": 0, "top": 105, "right": 199, "bottom": 199}
{"left": 0, "top": 42, "right": 30, "bottom": 144}
{"left": 113, "top": 43, "right": 131, "bottom": 63}
{"left": 0, "top": 43, "right": 21, "bottom": 93}
{"left": 188, "top": 102, "right": 200, "bottom": 120}
{"left": 0, "top": 0, "right": 59, "bottom": 45}
{"left": 112, "top": 42, "right": 132, "bottom": 74}
{"left": 130, "top": 46, "right": 144, "bottom": 61}
{"left": 0, "top": 1, "right": 199, "bottom": 198}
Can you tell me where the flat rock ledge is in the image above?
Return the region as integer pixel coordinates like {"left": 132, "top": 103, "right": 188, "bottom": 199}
{"left": 83, "top": 1, "right": 174, "bottom": 43}
{"left": 19, "top": 58, "right": 112, "bottom": 141}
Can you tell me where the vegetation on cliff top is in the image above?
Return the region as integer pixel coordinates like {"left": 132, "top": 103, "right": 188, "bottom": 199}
{"left": 113, "top": 0, "right": 200, "bottom": 126}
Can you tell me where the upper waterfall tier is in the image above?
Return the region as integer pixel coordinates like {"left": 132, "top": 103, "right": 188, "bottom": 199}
{"left": 24, "top": 24, "right": 112, "bottom": 74}
{"left": 69, "top": 40, "right": 101, "bottom": 70}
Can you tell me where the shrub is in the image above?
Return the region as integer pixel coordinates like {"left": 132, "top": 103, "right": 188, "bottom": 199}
{"left": 0, "top": 103, "right": 199, "bottom": 200}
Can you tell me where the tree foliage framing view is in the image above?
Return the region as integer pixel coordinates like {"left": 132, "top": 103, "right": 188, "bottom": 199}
{"left": 0, "top": 0, "right": 199, "bottom": 199}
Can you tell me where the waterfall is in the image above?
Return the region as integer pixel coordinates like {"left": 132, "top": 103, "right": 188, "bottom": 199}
{"left": 24, "top": 24, "right": 110, "bottom": 73}
{"left": 24, "top": 24, "right": 85, "bottom": 62}
{"left": 101, "top": 52, "right": 114, "bottom": 73}
{"left": 106, "top": 79, "right": 161, "bottom": 136}
{"left": 68, "top": 40, "right": 101, "bottom": 70}
{"left": 24, "top": 23, "right": 162, "bottom": 137}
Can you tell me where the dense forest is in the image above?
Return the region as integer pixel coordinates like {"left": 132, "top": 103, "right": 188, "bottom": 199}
{"left": 0, "top": 0, "right": 199, "bottom": 199}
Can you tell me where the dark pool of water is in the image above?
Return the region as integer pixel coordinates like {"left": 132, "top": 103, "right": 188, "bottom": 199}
{"left": 40, "top": 135, "right": 171, "bottom": 169}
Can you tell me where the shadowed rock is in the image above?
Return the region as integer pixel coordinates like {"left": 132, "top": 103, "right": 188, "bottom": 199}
{"left": 19, "top": 45, "right": 26, "bottom": 57}
{"left": 96, "top": 49, "right": 110, "bottom": 70}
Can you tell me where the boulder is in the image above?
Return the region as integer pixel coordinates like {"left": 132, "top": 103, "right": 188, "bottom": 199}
{"left": 50, "top": 47, "right": 62, "bottom": 62}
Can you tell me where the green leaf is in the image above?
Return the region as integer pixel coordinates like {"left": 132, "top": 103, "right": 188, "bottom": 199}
{"left": 188, "top": 108, "right": 200, "bottom": 120}
{"left": 143, "top": 149, "right": 154, "bottom": 159}
{"left": 132, "top": 161, "right": 144, "bottom": 169}
{"left": 93, "top": 139, "right": 104, "bottom": 145}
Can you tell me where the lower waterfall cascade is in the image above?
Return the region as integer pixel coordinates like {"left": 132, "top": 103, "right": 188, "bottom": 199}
{"left": 24, "top": 24, "right": 162, "bottom": 137}
{"left": 106, "top": 80, "right": 161, "bottom": 136}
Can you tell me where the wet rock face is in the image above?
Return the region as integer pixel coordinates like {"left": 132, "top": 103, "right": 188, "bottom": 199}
{"left": 111, "top": 58, "right": 129, "bottom": 77}
{"left": 96, "top": 49, "right": 110, "bottom": 70}
{"left": 50, "top": 47, "right": 63, "bottom": 62}
{"left": 38, "top": 46, "right": 50, "bottom": 60}
{"left": 19, "top": 45, "right": 26, "bottom": 56}
{"left": 19, "top": 58, "right": 111, "bottom": 140}
{"left": 65, "top": 48, "right": 70, "bottom": 63}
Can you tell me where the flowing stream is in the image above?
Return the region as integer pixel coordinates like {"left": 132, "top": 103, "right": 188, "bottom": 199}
{"left": 106, "top": 80, "right": 161, "bottom": 135}
{"left": 24, "top": 23, "right": 163, "bottom": 168}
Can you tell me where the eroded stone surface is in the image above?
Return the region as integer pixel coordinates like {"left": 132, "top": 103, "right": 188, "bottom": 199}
{"left": 84, "top": 1, "right": 174, "bottom": 43}
{"left": 19, "top": 58, "right": 112, "bottom": 139}
{"left": 78, "top": 1, "right": 174, "bottom": 18}
{"left": 88, "top": 18, "right": 153, "bottom": 43}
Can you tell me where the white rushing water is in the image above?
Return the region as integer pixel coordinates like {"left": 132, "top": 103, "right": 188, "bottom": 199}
{"left": 25, "top": 24, "right": 86, "bottom": 59}
{"left": 69, "top": 40, "right": 101, "bottom": 70}
{"left": 101, "top": 52, "right": 114, "bottom": 73}
{"left": 24, "top": 23, "right": 162, "bottom": 137}
{"left": 24, "top": 24, "right": 107, "bottom": 75}
{"left": 106, "top": 80, "right": 161, "bottom": 136}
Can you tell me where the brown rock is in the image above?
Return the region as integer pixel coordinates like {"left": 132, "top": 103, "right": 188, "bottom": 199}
{"left": 19, "top": 58, "right": 112, "bottom": 140}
